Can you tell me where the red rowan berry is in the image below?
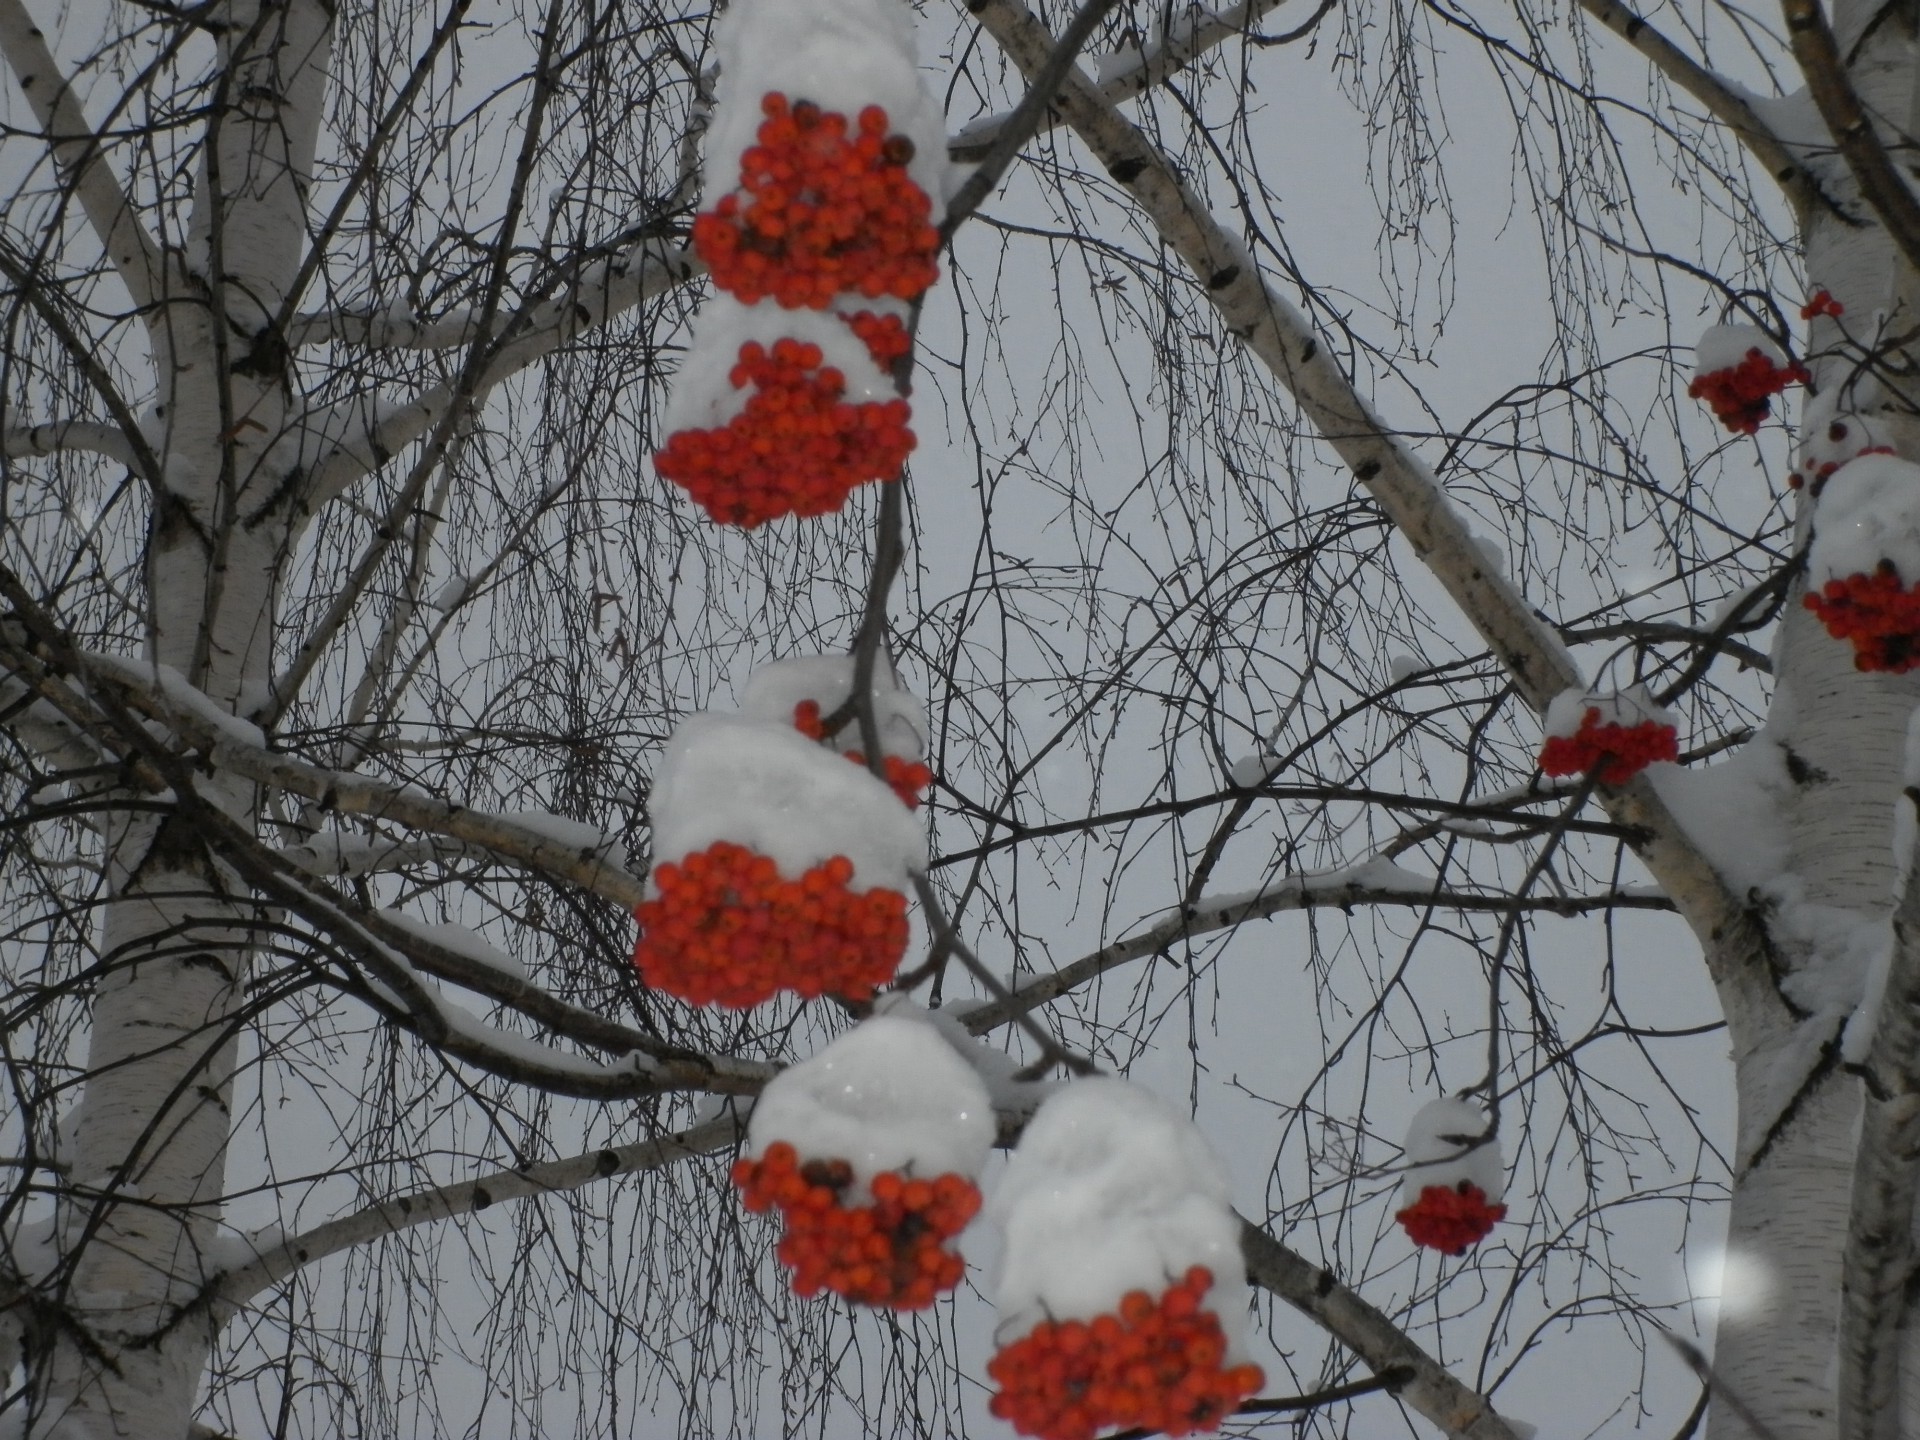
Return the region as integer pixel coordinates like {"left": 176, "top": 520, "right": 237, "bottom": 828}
{"left": 631, "top": 840, "right": 908, "bottom": 1006}
{"left": 1804, "top": 561, "right": 1920, "bottom": 672}
{"left": 731, "top": 1142, "right": 981, "bottom": 1308}
{"left": 1539, "top": 707, "right": 1679, "bottom": 785}
{"left": 1688, "top": 348, "right": 1810, "bottom": 434}
{"left": 1396, "top": 1180, "right": 1507, "bottom": 1255}
{"left": 987, "top": 1267, "right": 1263, "bottom": 1440}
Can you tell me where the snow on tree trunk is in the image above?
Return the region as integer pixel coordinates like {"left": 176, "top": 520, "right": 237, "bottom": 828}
{"left": 30, "top": 4, "right": 331, "bottom": 1435}
{"left": 1708, "top": 0, "right": 1920, "bottom": 1428}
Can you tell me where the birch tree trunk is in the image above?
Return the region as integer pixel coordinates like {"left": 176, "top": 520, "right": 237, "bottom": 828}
{"left": 27, "top": 5, "right": 331, "bottom": 1434}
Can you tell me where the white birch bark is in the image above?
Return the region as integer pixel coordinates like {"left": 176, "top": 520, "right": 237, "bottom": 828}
{"left": 25, "top": 4, "right": 333, "bottom": 1435}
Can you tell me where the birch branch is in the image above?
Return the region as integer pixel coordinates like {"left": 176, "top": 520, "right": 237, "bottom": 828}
{"left": 1781, "top": 0, "right": 1920, "bottom": 271}
{"left": 963, "top": 0, "right": 1785, "bottom": 1027}
{"left": 947, "top": 0, "right": 1319, "bottom": 162}
{"left": 0, "top": 0, "right": 166, "bottom": 312}
{"left": 210, "top": 1111, "right": 746, "bottom": 1313}
{"left": 1240, "top": 1221, "right": 1524, "bottom": 1439}
{"left": 1, "top": 420, "right": 137, "bottom": 465}
{"left": 293, "top": 235, "right": 698, "bottom": 510}
{"left": 1836, "top": 793, "right": 1920, "bottom": 1439}
{"left": 1574, "top": 0, "right": 1820, "bottom": 224}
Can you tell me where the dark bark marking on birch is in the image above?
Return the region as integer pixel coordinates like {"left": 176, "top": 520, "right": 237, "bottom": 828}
{"left": 1107, "top": 156, "right": 1147, "bottom": 183}
{"left": 1355, "top": 460, "right": 1381, "bottom": 481}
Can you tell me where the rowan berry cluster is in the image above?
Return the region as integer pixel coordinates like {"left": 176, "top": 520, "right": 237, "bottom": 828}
{"left": 632, "top": 840, "right": 908, "bottom": 1005}
{"left": 1688, "top": 348, "right": 1811, "bottom": 434}
{"left": 1396, "top": 1181, "right": 1508, "bottom": 1256}
{"left": 1539, "top": 708, "right": 1679, "bottom": 785}
{"left": 732, "top": 1141, "right": 981, "bottom": 1308}
{"left": 846, "top": 310, "right": 913, "bottom": 368}
{"left": 693, "top": 94, "right": 940, "bottom": 309}
{"left": 986, "top": 1267, "right": 1265, "bottom": 1440}
{"left": 790, "top": 699, "right": 934, "bottom": 808}
{"left": 1802, "top": 289, "right": 1845, "bottom": 319}
{"left": 653, "top": 337, "right": 915, "bottom": 527}
{"left": 1804, "top": 562, "right": 1920, "bottom": 672}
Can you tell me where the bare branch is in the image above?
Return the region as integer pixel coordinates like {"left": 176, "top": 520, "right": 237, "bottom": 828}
{"left": 0, "top": 0, "right": 168, "bottom": 311}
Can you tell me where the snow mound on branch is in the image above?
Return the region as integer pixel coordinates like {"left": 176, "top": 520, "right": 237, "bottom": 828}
{"left": 647, "top": 712, "right": 925, "bottom": 892}
{"left": 1693, "top": 324, "right": 1784, "bottom": 376}
{"left": 746, "top": 1014, "right": 995, "bottom": 1199}
{"left": 708, "top": 0, "right": 953, "bottom": 218}
{"left": 1543, "top": 684, "right": 1673, "bottom": 740}
{"left": 1398, "top": 1098, "right": 1504, "bottom": 1205}
{"left": 986, "top": 1078, "right": 1251, "bottom": 1352}
{"left": 662, "top": 297, "right": 898, "bottom": 435}
{"left": 740, "top": 654, "right": 928, "bottom": 760}
{"left": 1810, "top": 451, "right": 1920, "bottom": 584}
{"left": 1647, "top": 734, "right": 1792, "bottom": 894}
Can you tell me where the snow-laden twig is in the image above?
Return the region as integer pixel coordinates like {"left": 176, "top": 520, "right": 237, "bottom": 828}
{"left": 963, "top": 0, "right": 1784, "bottom": 1036}
{"left": 209, "top": 1110, "right": 746, "bottom": 1313}
{"left": 0, "top": 0, "right": 167, "bottom": 311}
{"left": 1, "top": 420, "right": 137, "bottom": 465}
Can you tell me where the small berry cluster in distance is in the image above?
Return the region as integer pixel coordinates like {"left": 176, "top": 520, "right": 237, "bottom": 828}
{"left": 1802, "top": 289, "right": 1845, "bottom": 319}
{"left": 987, "top": 1267, "right": 1264, "bottom": 1440}
{"left": 732, "top": 1141, "right": 980, "bottom": 1308}
{"left": 632, "top": 841, "right": 908, "bottom": 1006}
{"left": 693, "top": 95, "right": 940, "bottom": 309}
{"left": 1688, "top": 348, "right": 1811, "bottom": 434}
{"left": 1539, "top": 708, "right": 1678, "bottom": 785}
{"left": 653, "top": 338, "right": 915, "bottom": 527}
{"left": 1805, "top": 562, "right": 1920, "bottom": 672}
{"left": 1396, "top": 1181, "right": 1507, "bottom": 1256}
{"left": 792, "top": 699, "right": 933, "bottom": 807}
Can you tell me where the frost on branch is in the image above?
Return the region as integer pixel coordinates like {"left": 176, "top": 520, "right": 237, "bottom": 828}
{"left": 1688, "top": 324, "right": 1809, "bottom": 435}
{"left": 731, "top": 1014, "right": 992, "bottom": 1307}
{"left": 1538, "top": 686, "right": 1679, "bottom": 785}
{"left": 652, "top": 0, "right": 949, "bottom": 525}
{"left": 1803, "top": 452, "right": 1920, "bottom": 672}
{"left": 985, "top": 1078, "right": 1263, "bottom": 1440}
{"left": 1395, "top": 1098, "right": 1507, "bottom": 1256}
{"left": 632, "top": 710, "right": 924, "bottom": 1006}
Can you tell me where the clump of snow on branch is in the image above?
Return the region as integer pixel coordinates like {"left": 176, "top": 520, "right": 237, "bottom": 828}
{"left": 1397, "top": 1097, "right": 1504, "bottom": 1203}
{"left": 647, "top": 712, "right": 924, "bottom": 893}
{"left": 744, "top": 1013, "right": 995, "bottom": 1197}
{"left": 986, "top": 1077, "right": 1251, "bottom": 1349}
{"left": 661, "top": 298, "right": 899, "bottom": 436}
{"left": 1807, "top": 452, "right": 1920, "bottom": 587}
{"left": 1790, "top": 400, "right": 1892, "bottom": 492}
{"left": 739, "top": 654, "right": 928, "bottom": 761}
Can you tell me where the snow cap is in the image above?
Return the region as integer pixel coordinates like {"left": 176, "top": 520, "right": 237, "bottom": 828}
{"left": 1543, "top": 684, "right": 1674, "bottom": 740}
{"left": 1399, "top": 1097, "right": 1504, "bottom": 1205}
{"left": 647, "top": 712, "right": 926, "bottom": 892}
{"left": 1809, "top": 451, "right": 1920, "bottom": 586}
{"left": 1694, "top": 323, "right": 1783, "bottom": 376}
{"left": 987, "top": 1078, "right": 1251, "bottom": 1351}
{"left": 747, "top": 1014, "right": 996, "bottom": 1197}
{"left": 708, "top": 0, "right": 953, "bottom": 216}
{"left": 740, "top": 654, "right": 928, "bottom": 761}
{"left": 662, "top": 297, "right": 899, "bottom": 435}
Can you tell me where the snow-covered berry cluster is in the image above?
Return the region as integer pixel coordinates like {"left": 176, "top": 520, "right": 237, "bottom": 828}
{"left": 1804, "top": 452, "right": 1920, "bottom": 671}
{"left": 1538, "top": 688, "right": 1678, "bottom": 786}
{"left": 634, "top": 695, "right": 925, "bottom": 1008}
{"left": 633, "top": 841, "right": 907, "bottom": 1006}
{"left": 693, "top": 94, "right": 939, "bottom": 310}
{"left": 1688, "top": 325, "right": 1809, "bottom": 435}
{"left": 1789, "top": 406, "right": 1894, "bottom": 492}
{"left": 1397, "top": 1181, "right": 1508, "bottom": 1256}
{"left": 986, "top": 1266, "right": 1264, "bottom": 1440}
{"left": 1395, "top": 1098, "right": 1506, "bottom": 1257}
{"left": 734, "top": 1013, "right": 994, "bottom": 1307}
{"left": 652, "top": 336, "right": 915, "bottom": 527}
{"left": 987, "top": 1079, "right": 1263, "bottom": 1440}
{"left": 732, "top": 1141, "right": 980, "bottom": 1307}
{"left": 1804, "top": 563, "right": 1920, "bottom": 673}
{"left": 793, "top": 698, "right": 934, "bottom": 807}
